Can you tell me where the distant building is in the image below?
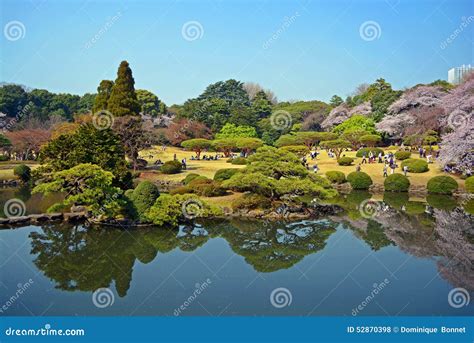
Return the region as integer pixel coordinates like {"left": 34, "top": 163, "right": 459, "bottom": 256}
{"left": 448, "top": 64, "right": 474, "bottom": 84}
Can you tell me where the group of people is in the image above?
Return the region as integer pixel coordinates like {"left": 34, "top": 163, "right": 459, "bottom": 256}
{"left": 418, "top": 147, "right": 437, "bottom": 164}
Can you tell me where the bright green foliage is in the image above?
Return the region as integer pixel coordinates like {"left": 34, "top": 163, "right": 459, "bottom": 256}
{"left": 214, "top": 168, "right": 240, "bottom": 181}
{"left": 231, "top": 193, "right": 272, "bottom": 210}
{"left": 161, "top": 160, "right": 182, "bottom": 174}
{"left": 215, "top": 123, "right": 257, "bottom": 139}
{"left": 342, "top": 129, "right": 371, "bottom": 149}
{"left": 107, "top": 61, "right": 140, "bottom": 117}
{"left": 274, "top": 177, "right": 335, "bottom": 198}
{"left": 332, "top": 115, "right": 376, "bottom": 135}
{"left": 136, "top": 89, "right": 164, "bottom": 116}
{"left": 92, "top": 80, "right": 114, "bottom": 113}
{"left": 337, "top": 157, "right": 354, "bottom": 166}
{"left": 145, "top": 194, "right": 222, "bottom": 227}
{"left": 278, "top": 145, "right": 310, "bottom": 158}
{"left": 228, "top": 157, "right": 247, "bottom": 165}
{"left": 320, "top": 139, "right": 352, "bottom": 159}
{"left": 223, "top": 172, "right": 276, "bottom": 197}
{"left": 427, "top": 176, "right": 458, "bottom": 195}
{"left": 212, "top": 138, "right": 238, "bottom": 157}
{"left": 401, "top": 159, "right": 429, "bottom": 173}
{"left": 466, "top": 176, "right": 474, "bottom": 193}
{"left": 235, "top": 137, "right": 264, "bottom": 154}
{"left": 39, "top": 123, "right": 130, "bottom": 187}
{"left": 181, "top": 138, "right": 212, "bottom": 158}
{"left": 32, "top": 164, "right": 125, "bottom": 218}
{"left": 394, "top": 151, "right": 411, "bottom": 160}
{"left": 359, "top": 134, "right": 381, "bottom": 147}
{"left": 182, "top": 173, "right": 201, "bottom": 185}
{"left": 347, "top": 172, "right": 373, "bottom": 190}
{"left": 13, "top": 164, "right": 31, "bottom": 183}
{"left": 325, "top": 171, "right": 346, "bottom": 184}
{"left": 126, "top": 181, "right": 160, "bottom": 221}
{"left": 356, "top": 147, "right": 384, "bottom": 158}
{"left": 275, "top": 134, "right": 304, "bottom": 147}
{"left": 423, "top": 130, "right": 439, "bottom": 146}
{"left": 384, "top": 173, "right": 410, "bottom": 192}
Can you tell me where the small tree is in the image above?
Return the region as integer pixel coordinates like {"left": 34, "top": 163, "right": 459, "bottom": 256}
{"left": 107, "top": 61, "right": 140, "bottom": 117}
{"left": 181, "top": 139, "right": 212, "bottom": 158}
{"left": 320, "top": 139, "right": 352, "bottom": 159}
{"left": 342, "top": 129, "right": 370, "bottom": 150}
{"left": 359, "top": 134, "right": 381, "bottom": 147}
{"left": 235, "top": 137, "right": 264, "bottom": 156}
{"left": 212, "top": 138, "right": 238, "bottom": 157}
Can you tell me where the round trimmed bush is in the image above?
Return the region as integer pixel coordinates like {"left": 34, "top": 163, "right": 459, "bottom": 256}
{"left": 394, "top": 151, "right": 411, "bottom": 160}
{"left": 356, "top": 147, "right": 384, "bottom": 158}
{"left": 347, "top": 171, "right": 373, "bottom": 190}
{"left": 182, "top": 173, "right": 201, "bottom": 185}
{"left": 231, "top": 193, "right": 271, "bottom": 210}
{"left": 401, "top": 159, "right": 429, "bottom": 173}
{"left": 337, "top": 157, "right": 354, "bottom": 166}
{"left": 427, "top": 175, "right": 458, "bottom": 195}
{"left": 325, "top": 171, "right": 346, "bottom": 184}
{"left": 384, "top": 173, "right": 410, "bottom": 192}
{"left": 214, "top": 168, "right": 240, "bottom": 181}
{"left": 465, "top": 176, "right": 474, "bottom": 193}
{"left": 227, "top": 157, "right": 247, "bottom": 165}
{"left": 161, "top": 160, "right": 182, "bottom": 174}
{"left": 128, "top": 181, "right": 160, "bottom": 220}
{"left": 13, "top": 164, "right": 31, "bottom": 183}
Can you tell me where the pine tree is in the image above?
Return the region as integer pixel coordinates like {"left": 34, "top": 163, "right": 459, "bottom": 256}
{"left": 251, "top": 90, "right": 272, "bottom": 119}
{"left": 92, "top": 80, "right": 114, "bottom": 113}
{"left": 107, "top": 61, "right": 140, "bottom": 117}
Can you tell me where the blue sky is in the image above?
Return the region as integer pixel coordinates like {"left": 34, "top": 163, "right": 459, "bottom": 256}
{"left": 1, "top": 0, "right": 473, "bottom": 105}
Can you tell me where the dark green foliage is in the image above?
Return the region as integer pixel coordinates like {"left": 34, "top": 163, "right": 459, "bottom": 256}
{"left": 426, "top": 194, "right": 457, "bottom": 211}
{"left": 337, "top": 157, "right": 354, "bottom": 166}
{"left": 0, "top": 84, "right": 28, "bottom": 117}
{"left": 251, "top": 91, "right": 272, "bottom": 119}
{"left": 325, "top": 171, "right": 346, "bottom": 184}
{"left": 182, "top": 173, "right": 201, "bottom": 185}
{"left": 127, "top": 181, "right": 160, "bottom": 221}
{"left": 92, "top": 80, "right": 114, "bottom": 113}
{"left": 347, "top": 172, "right": 373, "bottom": 190}
{"left": 198, "top": 79, "right": 250, "bottom": 106}
{"left": 136, "top": 89, "right": 164, "bottom": 116}
{"left": 394, "top": 151, "right": 411, "bottom": 160}
{"left": 13, "top": 164, "right": 31, "bottom": 183}
{"left": 161, "top": 160, "right": 182, "bottom": 174}
{"left": 355, "top": 147, "right": 384, "bottom": 158}
{"left": 329, "top": 95, "right": 343, "bottom": 107}
{"left": 0, "top": 134, "right": 11, "bottom": 148}
{"left": 0, "top": 155, "right": 9, "bottom": 161}
{"left": 214, "top": 168, "right": 240, "bottom": 181}
{"left": 227, "top": 157, "right": 247, "bottom": 165}
{"left": 231, "top": 193, "right": 272, "bottom": 210}
{"left": 427, "top": 176, "right": 458, "bottom": 195}
{"left": 466, "top": 176, "right": 474, "bottom": 193}
{"left": 401, "top": 159, "right": 429, "bottom": 173}
{"left": 384, "top": 173, "right": 410, "bottom": 192}
{"left": 107, "top": 61, "right": 140, "bottom": 117}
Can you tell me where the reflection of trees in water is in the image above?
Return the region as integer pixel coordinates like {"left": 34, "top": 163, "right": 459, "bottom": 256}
{"left": 0, "top": 186, "right": 64, "bottom": 216}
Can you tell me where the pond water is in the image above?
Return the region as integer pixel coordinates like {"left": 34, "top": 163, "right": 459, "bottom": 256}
{"left": 0, "top": 189, "right": 473, "bottom": 316}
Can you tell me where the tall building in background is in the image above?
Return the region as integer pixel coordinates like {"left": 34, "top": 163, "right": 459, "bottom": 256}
{"left": 448, "top": 64, "right": 474, "bottom": 84}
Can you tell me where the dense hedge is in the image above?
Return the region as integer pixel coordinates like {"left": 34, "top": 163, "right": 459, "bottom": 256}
{"left": 127, "top": 181, "right": 160, "bottom": 221}
{"left": 347, "top": 171, "right": 373, "bottom": 190}
{"left": 394, "top": 151, "right": 411, "bottom": 160}
{"left": 227, "top": 157, "right": 247, "bottom": 165}
{"left": 401, "top": 159, "right": 429, "bottom": 173}
{"left": 384, "top": 173, "right": 410, "bottom": 192}
{"left": 356, "top": 148, "right": 384, "bottom": 158}
{"left": 161, "top": 160, "right": 182, "bottom": 174}
{"left": 465, "top": 176, "right": 474, "bottom": 193}
{"left": 214, "top": 168, "right": 240, "bottom": 181}
{"left": 171, "top": 177, "right": 227, "bottom": 197}
{"left": 427, "top": 175, "right": 458, "bottom": 195}
{"left": 325, "top": 171, "right": 346, "bottom": 184}
{"left": 337, "top": 157, "right": 354, "bottom": 166}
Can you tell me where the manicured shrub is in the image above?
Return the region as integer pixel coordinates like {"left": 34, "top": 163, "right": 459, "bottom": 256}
{"left": 193, "top": 182, "right": 227, "bottom": 197}
{"left": 13, "top": 164, "right": 31, "bottom": 183}
{"left": 231, "top": 193, "right": 271, "bottom": 210}
{"left": 325, "top": 171, "right": 346, "bottom": 184}
{"left": 427, "top": 175, "right": 458, "bottom": 195}
{"left": 127, "top": 181, "right": 160, "bottom": 221}
{"left": 337, "top": 157, "right": 354, "bottom": 166}
{"left": 161, "top": 160, "right": 182, "bottom": 174}
{"left": 227, "top": 157, "right": 247, "bottom": 165}
{"left": 278, "top": 145, "right": 310, "bottom": 158}
{"left": 394, "top": 151, "right": 411, "bottom": 160}
{"left": 347, "top": 171, "right": 373, "bottom": 190}
{"left": 465, "top": 176, "right": 474, "bottom": 193}
{"left": 355, "top": 147, "right": 384, "bottom": 158}
{"left": 401, "top": 159, "right": 429, "bottom": 173}
{"left": 384, "top": 173, "right": 410, "bottom": 192}
{"left": 182, "top": 173, "right": 201, "bottom": 185}
{"left": 214, "top": 168, "right": 240, "bottom": 181}
{"left": 0, "top": 155, "right": 9, "bottom": 161}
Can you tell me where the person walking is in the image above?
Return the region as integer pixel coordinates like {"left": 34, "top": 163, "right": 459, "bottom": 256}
{"left": 356, "top": 163, "right": 361, "bottom": 172}
{"left": 383, "top": 164, "right": 388, "bottom": 177}
{"left": 361, "top": 153, "right": 367, "bottom": 164}
{"left": 403, "top": 165, "right": 408, "bottom": 176}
